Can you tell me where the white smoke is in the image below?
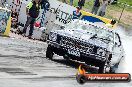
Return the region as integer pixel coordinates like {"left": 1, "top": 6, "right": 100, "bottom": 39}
{"left": 116, "top": 25, "right": 132, "bottom": 74}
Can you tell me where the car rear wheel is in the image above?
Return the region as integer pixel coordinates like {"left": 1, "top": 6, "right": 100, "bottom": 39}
{"left": 103, "top": 65, "right": 111, "bottom": 73}
{"left": 99, "top": 62, "right": 111, "bottom": 73}
{"left": 46, "top": 45, "right": 54, "bottom": 60}
{"left": 110, "top": 62, "right": 119, "bottom": 73}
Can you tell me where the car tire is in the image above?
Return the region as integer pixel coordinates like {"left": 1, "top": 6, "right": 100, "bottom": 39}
{"left": 110, "top": 62, "right": 119, "bottom": 73}
{"left": 98, "top": 62, "right": 104, "bottom": 73}
{"left": 46, "top": 45, "right": 54, "bottom": 60}
{"left": 63, "top": 54, "right": 69, "bottom": 60}
{"left": 99, "top": 62, "right": 111, "bottom": 73}
{"left": 76, "top": 74, "right": 87, "bottom": 84}
{"left": 103, "top": 65, "right": 111, "bottom": 73}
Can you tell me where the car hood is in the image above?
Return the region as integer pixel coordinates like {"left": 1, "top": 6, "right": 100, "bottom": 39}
{"left": 53, "top": 29, "right": 114, "bottom": 52}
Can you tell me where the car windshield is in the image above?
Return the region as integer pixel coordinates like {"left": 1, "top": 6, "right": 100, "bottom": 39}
{"left": 65, "top": 21, "right": 114, "bottom": 42}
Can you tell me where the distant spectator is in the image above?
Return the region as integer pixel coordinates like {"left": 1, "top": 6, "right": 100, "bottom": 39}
{"left": 98, "top": 0, "right": 109, "bottom": 17}
{"left": 0, "top": 0, "right": 6, "bottom": 7}
{"left": 78, "top": 0, "right": 85, "bottom": 9}
{"left": 22, "top": 0, "right": 41, "bottom": 39}
{"left": 73, "top": 6, "right": 82, "bottom": 19}
{"left": 91, "top": 0, "right": 103, "bottom": 15}
{"left": 62, "top": 0, "right": 67, "bottom": 4}
{"left": 111, "top": 0, "right": 118, "bottom": 4}
{"left": 70, "top": 0, "right": 73, "bottom": 6}
{"left": 11, "top": 11, "right": 18, "bottom": 29}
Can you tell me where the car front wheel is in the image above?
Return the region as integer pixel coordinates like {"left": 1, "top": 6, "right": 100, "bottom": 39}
{"left": 76, "top": 74, "right": 87, "bottom": 84}
{"left": 46, "top": 45, "right": 54, "bottom": 60}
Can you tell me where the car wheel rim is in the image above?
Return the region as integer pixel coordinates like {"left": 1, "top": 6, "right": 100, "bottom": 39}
{"left": 103, "top": 64, "right": 110, "bottom": 73}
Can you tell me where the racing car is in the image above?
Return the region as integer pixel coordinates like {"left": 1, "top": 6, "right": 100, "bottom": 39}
{"left": 46, "top": 20, "right": 125, "bottom": 73}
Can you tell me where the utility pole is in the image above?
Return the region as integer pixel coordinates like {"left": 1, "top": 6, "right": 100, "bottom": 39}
{"left": 118, "top": 3, "right": 126, "bottom": 22}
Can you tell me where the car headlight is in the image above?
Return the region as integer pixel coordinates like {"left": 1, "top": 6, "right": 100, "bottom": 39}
{"left": 49, "top": 32, "right": 57, "bottom": 41}
{"left": 97, "top": 48, "right": 106, "bottom": 57}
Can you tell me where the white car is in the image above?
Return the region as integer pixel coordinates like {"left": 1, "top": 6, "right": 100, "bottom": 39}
{"left": 46, "top": 20, "right": 125, "bottom": 73}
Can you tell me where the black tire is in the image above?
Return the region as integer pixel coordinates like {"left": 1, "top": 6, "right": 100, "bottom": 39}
{"left": 110, "top": 62, "right": 119, "bottom": 73}
{"left": 99, "top": 62, "right": 112, "bottom": 73}
{"left": 63, "top": 55, "right": 69, "bottom": 60}
{"left": 98, "top": 62, "right": 107, "bottom": 73}
{"left": 76, "top": 74, "right": 87, "bottom": 85}
{"left": 46, "top": 45, "right": 54, "bottom": 60}
{"left": 99, "top": 65, "right": 105, "bottom": 73}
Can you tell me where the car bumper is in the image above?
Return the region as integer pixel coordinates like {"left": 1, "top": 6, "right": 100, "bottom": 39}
{"left": 48, "top": 41, "right": 106, "bottom": 66}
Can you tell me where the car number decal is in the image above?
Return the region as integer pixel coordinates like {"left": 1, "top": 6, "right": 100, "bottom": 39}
{"left": 68, "top": 49, "right": 80, "bottom": 57}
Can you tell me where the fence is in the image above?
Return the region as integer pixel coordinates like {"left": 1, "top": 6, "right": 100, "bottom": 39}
{"left": 107, "top": 1, "right": 132, "bottom": 27}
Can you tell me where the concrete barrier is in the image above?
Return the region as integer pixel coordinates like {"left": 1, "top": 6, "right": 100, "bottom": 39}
{"left": 0, "top": 7, "right": 11, "bottom": 37}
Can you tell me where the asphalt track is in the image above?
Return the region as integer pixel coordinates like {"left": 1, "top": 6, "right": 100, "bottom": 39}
{"left": 0, "top": 27, "right": 131, "bottom": 87}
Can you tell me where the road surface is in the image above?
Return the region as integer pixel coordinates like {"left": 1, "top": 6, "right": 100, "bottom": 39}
{"left": 0, "top": 29, "right": 131, "bottom": 87}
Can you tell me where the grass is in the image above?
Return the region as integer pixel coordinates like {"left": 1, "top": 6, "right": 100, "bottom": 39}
{"left": 71, "top": 0, "right": 132, "bottom": 26}
{"left": 58, "top": 0, "right": 132, "bottom": 27}
{"left": 118, "top": 0, "right": 132, "bottom": 5}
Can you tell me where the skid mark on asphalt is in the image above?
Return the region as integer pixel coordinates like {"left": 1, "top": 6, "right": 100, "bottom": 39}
{"left": 20, "top": 75, "right": 76, "bottom": 82}
{"left": 0, "top": 54, "right": 46, "bottom": 60}
{"left": 0, "top": 67, "right": 37, "bottom": 76}
{"left": 0, "top": 55, "right": 77, "bottom": 79}
{"left": 0, "top": 35, "right": 95, "bottom": 80}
